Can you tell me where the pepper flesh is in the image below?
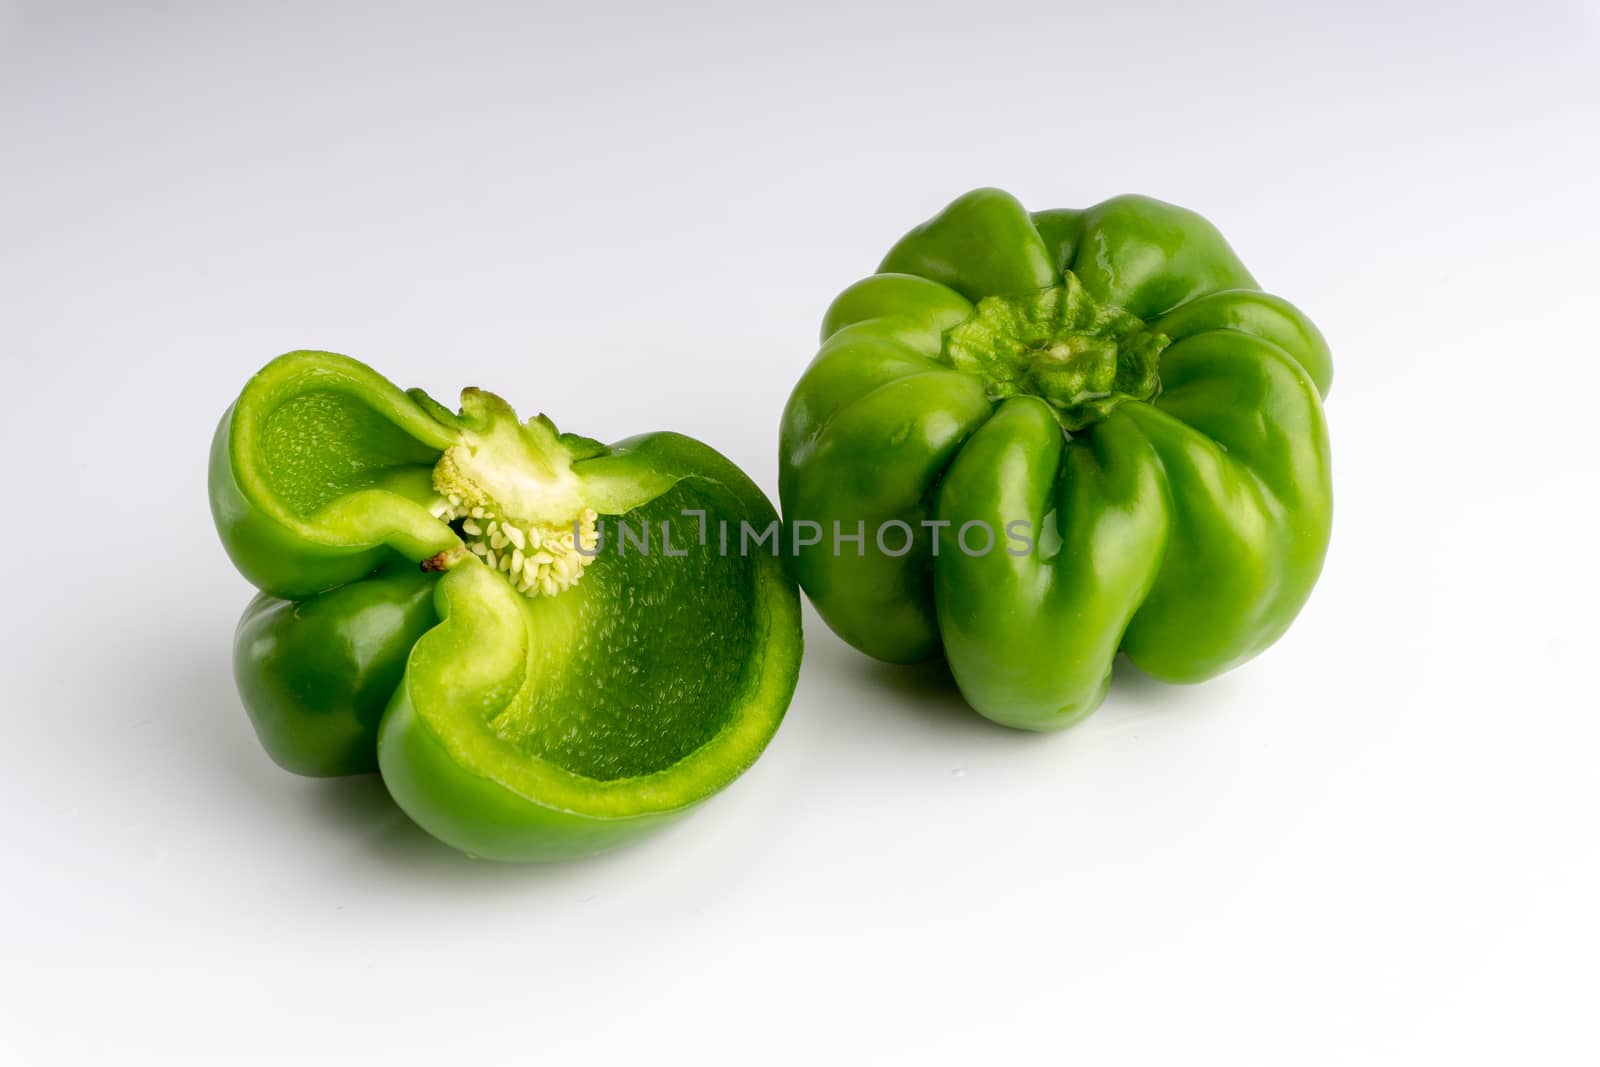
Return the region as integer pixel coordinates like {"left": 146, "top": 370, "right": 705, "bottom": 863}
{"left": 213, "top": 351, "right": 802, "bottom": 859}
{"left": 779, "top": 189, "right": 1332, "bottom": 729}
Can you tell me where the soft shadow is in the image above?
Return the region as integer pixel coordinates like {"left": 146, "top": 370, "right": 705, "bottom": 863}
{"left": 1107, "top": 654, "right": 1195, "bottom": 710}
{"left": 807, "top": 634, "right": 1010, "bottom": 737}
{"left": 856, "top": 657, "right": 972, "bottom": 721}
{"left": 802, "top": 623, "right": 1201, "bottom": 740}
{"left": 796, "top": 632, "right": 1077, "bottom": 753}
{"left": 298, "top": 771, "right": 688, "bottom": 881}
{"left": 144, "top": 630, "right": 276, "bottom": 786}
{"left": 141, "top": 624, "right": 673, "bottom": 884}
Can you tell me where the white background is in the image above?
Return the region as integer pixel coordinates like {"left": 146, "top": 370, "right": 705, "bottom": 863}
{"left": 3, "top": 2, "right": 1597, "bottom": 1063}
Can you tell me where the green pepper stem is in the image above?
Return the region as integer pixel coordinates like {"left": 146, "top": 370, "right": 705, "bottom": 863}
{"left": 942, "top": 271, "right": 1168, "bottom": 431}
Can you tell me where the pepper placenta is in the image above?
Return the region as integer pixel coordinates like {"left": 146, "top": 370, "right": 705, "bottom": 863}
{"left": 213, "top": 351, "right": 802, "bottom": 859}
{"left": 780, "top": 189, "right": 1332, "bottom": 729}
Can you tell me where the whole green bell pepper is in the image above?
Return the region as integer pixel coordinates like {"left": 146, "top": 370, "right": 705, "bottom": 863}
{"left": 780, "top": 189, "right": 1332, "bottom": 730}
{"left": 212, "top": 351, "right": 802, "bottom": 860}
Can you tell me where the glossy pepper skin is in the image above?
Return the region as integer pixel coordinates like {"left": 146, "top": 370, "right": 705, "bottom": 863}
{"left": 233, "top": 564, "right": 438, "bottom": 777}
{"left": 780, "top": 189, "right": 1332, "bottom": 730}
{"left": 213, "top": 351, "right": 802, "bottom": 860}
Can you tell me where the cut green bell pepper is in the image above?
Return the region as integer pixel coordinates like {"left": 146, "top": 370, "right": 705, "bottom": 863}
{"left": 212, "top": 351, "right": 802, "bottom": 860}
{"left": 780, "top": 189, "right": 1332, "bottom": 730}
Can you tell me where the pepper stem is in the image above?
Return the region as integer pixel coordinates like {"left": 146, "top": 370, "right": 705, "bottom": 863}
{"left": 942, "top": 271, "right": 1169, "bottom": 431}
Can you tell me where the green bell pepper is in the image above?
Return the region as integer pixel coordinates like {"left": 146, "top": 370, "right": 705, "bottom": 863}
{"left": 212, "top": 351, "right": 802, "bottom": 860}
{"left": 780, "top": 189, "right": 1332, "bottom": 730}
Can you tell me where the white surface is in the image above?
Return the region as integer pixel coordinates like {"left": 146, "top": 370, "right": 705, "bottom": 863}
{"left": 3, "top": 2, "right": 1597, "bottom": 1063}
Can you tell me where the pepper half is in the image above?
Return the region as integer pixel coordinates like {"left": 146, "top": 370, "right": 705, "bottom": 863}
{"left": 780, "top": 189, "right": 1332, "bottom": 730}
{"left": 213, "top": 351, "right": 802, "bottom": 860}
